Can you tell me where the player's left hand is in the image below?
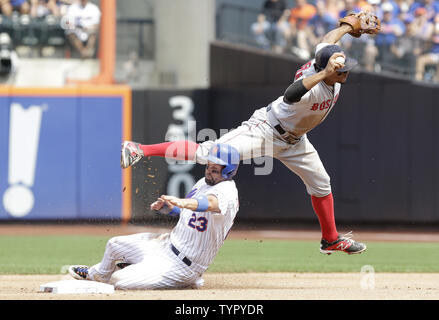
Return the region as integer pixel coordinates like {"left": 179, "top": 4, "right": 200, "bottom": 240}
{"left": 150, "top": 198, "right": 166, "bottom": 211}
{"left": 160, "top": 195, "right": 185, "bottom": 208}
{"left": 339, "top": 11, "right": 381, "bottom": 38}
{"left": 151, "top": 197, "right": 178, "bottom": 215}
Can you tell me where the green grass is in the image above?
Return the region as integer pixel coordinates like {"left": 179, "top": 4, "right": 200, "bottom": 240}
{"left": 0, "top": 236, "right": 438, "bottom": 274}
{"left": 0, "top": 236, "right": 111, "bottom": 274}
{"left": 210, "top": 240, "right": 439, "bottom": 273}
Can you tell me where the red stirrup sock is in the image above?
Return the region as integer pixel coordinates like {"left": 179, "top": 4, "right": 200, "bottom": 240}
{"left": 139, "top": 141, "right": 199, "bottom": 161}
{"left": 311, "top": 193, "right": 339, "bottom": 242}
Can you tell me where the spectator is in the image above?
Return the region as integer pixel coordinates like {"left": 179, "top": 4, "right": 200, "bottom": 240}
{"left": 30, "top": 0, "right": 71, "bottom": 18}
{"left": 415, "top": 13, "right": 439, "bottom": 81}
{"left": 325, "top": 0, "right": 343, "bottom": 21}
{"left": 63, "top": 0, "right": 100, "bottom": 59}
{"left": 368, "top": 0, "right": 384, "bottom": 20}
{"left": 358, "top": 0, "right": 384, "bottom": 71}
{"left": 288, "top": 0, "right": 316, "bottom": 59}
{"left": 358, "top": 0, "right": 374, "bottom": 11}
{"left": 390, "top": 17, "right": 424, "bottom": 75}
{"left": 396, "top": 0, "right": 413, "bottom": 23}
{"left": 341, "top": 0, "right": 381, "bottom": 72}
{"left": 339, "top": 0, "right": 362, "bottom": 17}
{"left": 122, "top": 51, "right": 141, "bottom": 84}
{"left": 0, "top": 0, "right": 30, "bottom": 16}
{"left": 306, "top": 0, "right": 338, "bottom": 47}
{"left": 374, "top": 2, "right": 406, "bottom": 68}
{"left": 409, "top": 0, "right": 439, "bottom": 22}
{"left": 381, "top": 0, "right": 400, "bottom": 17}
{"left": 251, "top": 13, "right": 272, "bottom": 50}
{"left": 250, "top": 0, "right": 291, "bottom": 53}
{"left": 410, "top": 7, "right": 434, "bottom": 39}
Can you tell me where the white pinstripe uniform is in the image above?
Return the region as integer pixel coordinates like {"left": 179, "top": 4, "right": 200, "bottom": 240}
{"left": 87, "top": 178, "right": 239, "bottom": 290}
{"left": 196, "top": 43, "right": 340, "bottom": 197}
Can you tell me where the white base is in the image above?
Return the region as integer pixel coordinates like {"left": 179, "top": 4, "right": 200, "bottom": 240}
{"left": 40, "top": 280, "right": 114, "bottom": 294}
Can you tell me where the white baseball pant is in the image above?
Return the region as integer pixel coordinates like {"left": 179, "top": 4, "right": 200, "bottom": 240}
{"left": 88, "top": 233, "right": 203, "bottom": 290}
{"left": 196, "top": 107, "right": 331, "bottom": 197}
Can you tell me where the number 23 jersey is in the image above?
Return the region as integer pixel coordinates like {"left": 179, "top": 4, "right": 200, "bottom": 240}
{"left": 169, "top": 178, "right": 239, "bottom": 269}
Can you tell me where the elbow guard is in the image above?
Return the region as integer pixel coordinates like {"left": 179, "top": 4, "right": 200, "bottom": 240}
{"left": 283, "top": 79, "right": 309, "bottom": 103}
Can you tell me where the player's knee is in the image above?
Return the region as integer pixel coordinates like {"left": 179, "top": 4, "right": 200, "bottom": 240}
{"left": 110, "top": 269, "right": 134, "bottom": 289}
{"left": 306, "top": 177, "right": 331, "bottom": 197}
{"left": 112, "top": 274, "right": 156, "bottom": 290}
{"left": 106, "top": 236, "right": 122, "bottom": 249}
{"left": 107, "top": 236, "right": 118, "bottom": 245}
{"left": 306, "top": 184, "right": 331, "bottom": 197}
{"left": 309, "top": 188, "right": 331, "bottom": 197}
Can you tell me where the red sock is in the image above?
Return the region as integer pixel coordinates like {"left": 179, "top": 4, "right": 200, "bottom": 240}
{"left": 311, "top": 193, "right": 338, "bottom": 242}
{"left": 139, "top": 141, "right": 199, "bottom": 161}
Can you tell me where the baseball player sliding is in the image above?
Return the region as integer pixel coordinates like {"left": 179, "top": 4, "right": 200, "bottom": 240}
{"left": 120, "top": 12, "right": 380, "bottom": 255}
{"left": 69, "top": 144, "right": 240, "bottom": 289}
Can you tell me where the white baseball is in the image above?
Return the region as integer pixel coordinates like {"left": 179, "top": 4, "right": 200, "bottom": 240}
{"left": 335, "top": 56, "right": 345, "bottom": 64}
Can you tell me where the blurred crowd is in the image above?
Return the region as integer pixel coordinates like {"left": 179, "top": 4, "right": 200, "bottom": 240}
{"left": 251, "top": 0, "right": 439, "bottom": 82}
{"left": 0, "top": 0, "right": 101, "bottom": 59}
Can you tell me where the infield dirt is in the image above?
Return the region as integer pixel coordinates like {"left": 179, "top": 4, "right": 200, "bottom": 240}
{"left": 1, "top": 273, "right": 438, "bottom": 300}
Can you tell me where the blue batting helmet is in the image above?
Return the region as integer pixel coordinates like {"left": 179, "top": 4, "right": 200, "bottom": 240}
{"left": 205, "top": 143, "right": 240, "bottom": 179}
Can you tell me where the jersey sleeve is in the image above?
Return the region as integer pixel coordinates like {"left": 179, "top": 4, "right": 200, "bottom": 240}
{"left": 204, "top": 181, "right": 238, "bottom": 215}
{"left": 296, "top": 89, "right": 313, "bottom": 104}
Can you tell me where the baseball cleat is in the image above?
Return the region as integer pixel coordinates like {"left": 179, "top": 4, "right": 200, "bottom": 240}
{"left": 68, "top": 265, "right": 90, "bottom": 280}
{"left": 120, "top": 141, "right": 143, "bottom": 169}
{"left": 320, "top": 232, "right": 366, "bottom": 255}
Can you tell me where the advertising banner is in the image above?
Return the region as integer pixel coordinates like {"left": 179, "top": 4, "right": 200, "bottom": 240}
{"left": 0, "top": 86, "right": 131, "bottom": 220}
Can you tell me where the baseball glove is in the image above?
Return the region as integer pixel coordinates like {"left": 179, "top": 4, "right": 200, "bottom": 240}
{"left": 339, "top": 11, "right": 381, "bottom": 38}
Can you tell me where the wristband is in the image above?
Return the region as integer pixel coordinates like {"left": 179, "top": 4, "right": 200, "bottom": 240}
{"left": 194, "top": 195, "right": 209, "bottom": 212}
{"left": 169, "top": 206, "right": 181, "bottom": 216}
{"left": 158, "top": 203, "right": 181, "bottom": 216}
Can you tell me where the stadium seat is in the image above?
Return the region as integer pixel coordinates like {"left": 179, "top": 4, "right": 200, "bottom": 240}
{"left": 15, "top": 14, "right": 41, "bottom": 47}
{"left": 40, "top": 15, "right": 66, "bottom": 47}
{"left": 0, "top": 15, "right": 14, "bottom": 41}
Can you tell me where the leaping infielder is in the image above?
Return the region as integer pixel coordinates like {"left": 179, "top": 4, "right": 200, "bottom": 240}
{"left": 120, "top": 12, "right": 380, "bottom": 255}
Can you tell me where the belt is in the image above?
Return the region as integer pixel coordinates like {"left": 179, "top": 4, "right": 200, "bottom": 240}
{"left": 171, "top": 244, "right": 192, "bottom": 267}
{"left": 266, "top": 105, "right": 301, "bottom": 145}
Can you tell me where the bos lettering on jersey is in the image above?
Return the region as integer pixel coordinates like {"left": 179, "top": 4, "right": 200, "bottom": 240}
{"left": 310, "top": 93, "right": 339, "bottom": 111}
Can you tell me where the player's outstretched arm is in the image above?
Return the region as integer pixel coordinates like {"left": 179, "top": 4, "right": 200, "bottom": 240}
{"left": 161, "top": 195, "right": 221, "bottom": 213}
{"left": 321, "top": 24, "right": 353, "bottom": 45}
